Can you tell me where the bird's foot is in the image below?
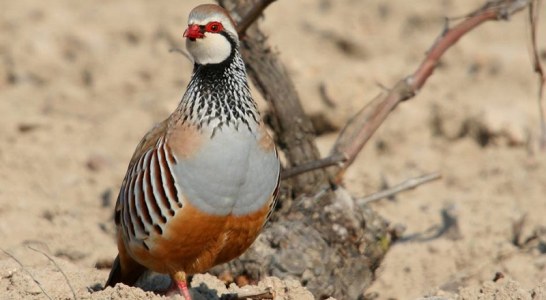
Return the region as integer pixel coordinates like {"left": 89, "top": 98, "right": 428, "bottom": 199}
{"left": 166, "top": 271, "right": 192, "bottom": 300}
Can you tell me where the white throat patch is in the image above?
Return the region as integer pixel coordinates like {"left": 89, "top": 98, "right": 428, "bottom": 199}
{"left": 186, "top": 33, "right": 232, "bottom": 65}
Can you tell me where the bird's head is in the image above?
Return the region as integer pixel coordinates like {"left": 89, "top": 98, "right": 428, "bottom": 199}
{"left": 184, "top": 4, "right": 238, "bottom": 65}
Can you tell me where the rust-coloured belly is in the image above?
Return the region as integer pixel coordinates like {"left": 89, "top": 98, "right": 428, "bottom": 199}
{"left": 128, "top": 199, "right": 271, "bottom": 275}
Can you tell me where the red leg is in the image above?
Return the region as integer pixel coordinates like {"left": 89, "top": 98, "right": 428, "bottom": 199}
{"left": 169, "top": 271, "right": 192, "bottom": 300}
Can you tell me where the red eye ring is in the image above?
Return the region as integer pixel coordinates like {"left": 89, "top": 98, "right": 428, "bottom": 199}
{"left": 205, "top": 21, "right": 223, "bottom": 33}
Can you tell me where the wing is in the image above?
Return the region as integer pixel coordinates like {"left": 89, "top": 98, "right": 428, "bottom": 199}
{"left": 113, "top": 119, "right": 169, "bottom": 227}
{"left": 115, "top": 119, "right": 186, "bottom": 246}
{"left": 106, "top": 119, "right": 169, "bottom": 288}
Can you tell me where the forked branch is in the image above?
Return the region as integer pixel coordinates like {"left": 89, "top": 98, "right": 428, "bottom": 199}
{"left": 330, "top": 0, "right": 534, "bottom": 181}
{"left": 222, "top": 0, "right": 539, "bottom": 185}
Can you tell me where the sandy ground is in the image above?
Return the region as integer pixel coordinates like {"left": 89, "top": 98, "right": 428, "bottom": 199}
{"left": 1, "top": 0, "right": 545, "bottom": 299}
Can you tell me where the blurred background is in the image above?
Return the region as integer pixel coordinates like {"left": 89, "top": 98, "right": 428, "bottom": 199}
{"left": 0, "top": 0, "right": 545, "bottom": 299}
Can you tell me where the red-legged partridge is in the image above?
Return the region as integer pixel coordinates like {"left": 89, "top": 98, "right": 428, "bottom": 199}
{"left": 105, "top": 4, "right": 280, "bottom": 299}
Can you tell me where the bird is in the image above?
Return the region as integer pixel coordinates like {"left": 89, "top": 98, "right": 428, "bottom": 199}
{"left": 104, "top": 4, "right": 281, "bottom": 299}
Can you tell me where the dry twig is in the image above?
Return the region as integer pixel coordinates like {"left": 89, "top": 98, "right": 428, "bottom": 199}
{"left": 357, "top": 172, "right": 441, "bottom": 205}
{"left": 168, "top": 48, "right": 193, "bottom": 63}
{"left": 281, "top": 153, "right": 346, "bottom": 180}
{"left": 232, "top": 288, "right": 274, "bottom": 299}
{"left": 1, "top": 249, "right": 53, "bottom": 300}
{"left": 528, "top": 0, "right": 546, "bottom": 149}
{"left": 236, "top": 0, "right": 276, "bottom": 37}
{"left": 512, "top": 213, "right": 527, "bottom": 246}
{"left": 28, "top": 246, "right": 77, "bottom": 300}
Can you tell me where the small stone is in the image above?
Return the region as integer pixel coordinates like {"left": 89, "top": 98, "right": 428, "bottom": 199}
{"left": 86, "top": 154, "right": 111, "bottom": 172}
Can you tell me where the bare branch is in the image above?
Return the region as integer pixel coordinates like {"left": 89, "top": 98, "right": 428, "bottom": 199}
{"left": 319, "top": 83, "right": 337, "bottom": 108}
{"left": 357, "top": 172, "right": 442, "bottom": 205}
{"left": 528, "top": 0, "right": 546, "bottom": 149}
{"left": 235, "top": 0, "right": 277, "bottom": 37}
{"left": 169, "top": 48, "right": 193, "bottom": 63}
{"left": 1, "top": 248, "right": 53, "bottom": 300}
{"left": 511, "top": 213, "right": 527, "bottom": 246}
{"left": 331, "top": 0, "right": 533, "bottom": 179}
{"left": 330, "top": 82, "right": 412, "bottom": 181}
{"left": 281, "top": 153, "right": 346, "bottom": 180}
{"left": 28, "top": 246, "right": 77, "bottom": 300}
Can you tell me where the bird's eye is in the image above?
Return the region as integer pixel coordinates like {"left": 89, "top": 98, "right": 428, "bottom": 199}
{"left": 205, "top": 22, "right": 223, "bottom": 33}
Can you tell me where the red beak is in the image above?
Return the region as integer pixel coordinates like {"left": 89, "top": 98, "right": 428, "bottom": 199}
{"left": 184, "top": 24, "right": 204, "bottom": 40}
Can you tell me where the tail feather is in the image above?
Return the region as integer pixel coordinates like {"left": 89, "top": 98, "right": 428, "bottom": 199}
{"left": 104, "top": 254, "right": 147, "bottom": 289}
{"left": 104, "top": 255, "right": 123, "bottom": 288}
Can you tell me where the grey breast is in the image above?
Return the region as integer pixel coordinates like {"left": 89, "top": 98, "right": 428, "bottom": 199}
{"left": 172, "top": 126, "right": 279, "bottom": 216}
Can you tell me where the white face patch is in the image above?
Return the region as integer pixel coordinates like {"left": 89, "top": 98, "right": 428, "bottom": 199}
{"left": 186, "top": 32, "right": 232, "bottom": 65}
{"left": 185, "top": 7, "right": 238, "bottom": 65}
